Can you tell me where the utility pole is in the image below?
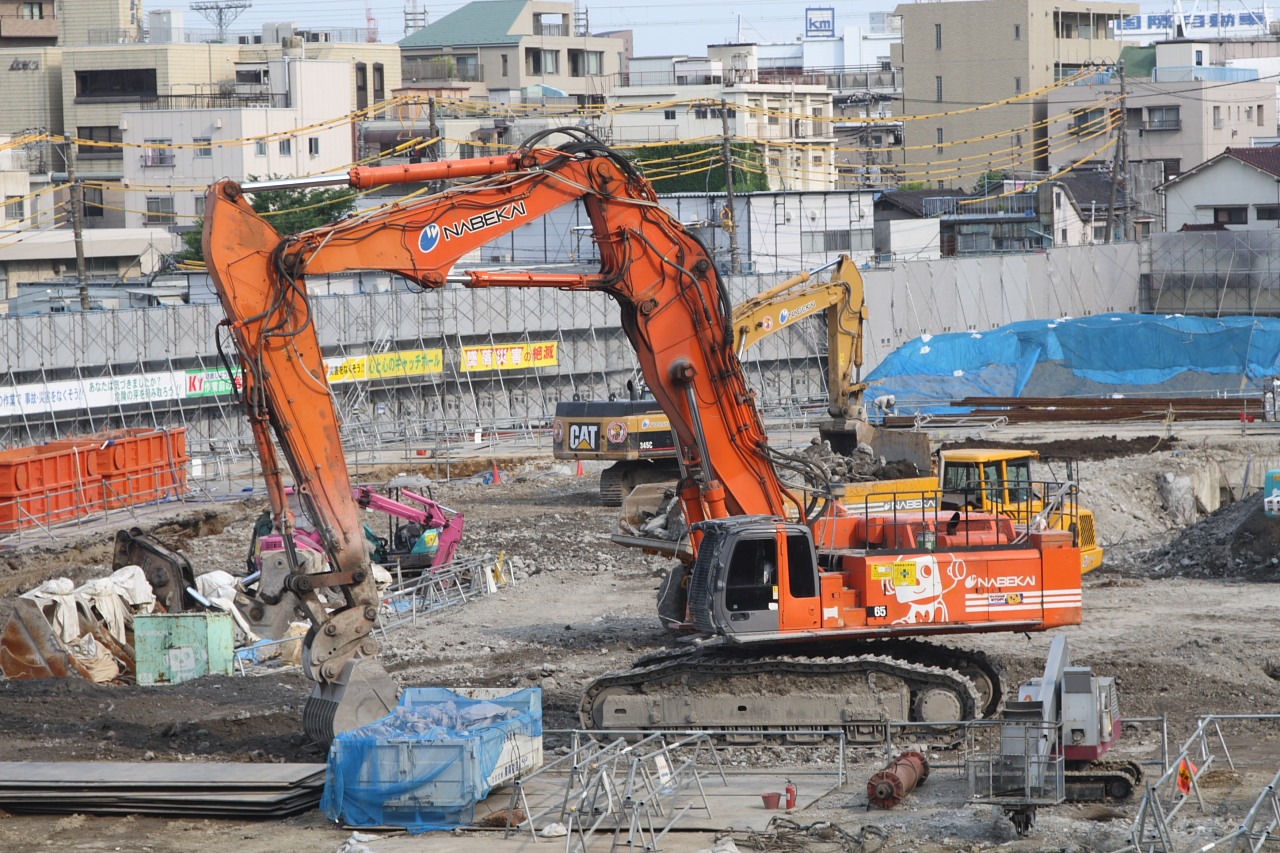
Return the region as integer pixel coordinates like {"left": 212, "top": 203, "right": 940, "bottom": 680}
{"left": 1105, "top": 61, "right": 1127, "bottom": 242}
{"left": 720, "top": 99, "right": 741, "bottom": 274}
{"left": 1118, "top": 62, "right": 1133, "bottom": 241}
{"left": 67, "top": 142, "right": 89, "bottom": 310}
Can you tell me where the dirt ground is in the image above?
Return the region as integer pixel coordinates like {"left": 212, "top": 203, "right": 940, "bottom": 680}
{"left": 1, "top": 427, "right": 1280, "bottom": 852}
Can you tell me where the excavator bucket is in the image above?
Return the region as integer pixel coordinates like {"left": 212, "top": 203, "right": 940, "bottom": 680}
{"left": 302, "top": 657, "right": 400, "bottom": 747}
{"left": 611, "top": 482, "right": 693, "bottom": 559}
{"left": 113, "top": 527, "right": 197, "bottom": 614}
{"left": 0, "top": 597, "right": 134, "bottom": 681}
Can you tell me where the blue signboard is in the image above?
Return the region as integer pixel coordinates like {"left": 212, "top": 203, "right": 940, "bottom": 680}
{"left": 806, "top": 7, "right": 836, "bottom": 38}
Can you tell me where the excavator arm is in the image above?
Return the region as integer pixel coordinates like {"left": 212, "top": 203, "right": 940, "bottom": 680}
{"left": 203, "top": 131, "right": 806, "bottom": 741}
{"left": 732, "top": 255, "right": 868, "bottom": 421}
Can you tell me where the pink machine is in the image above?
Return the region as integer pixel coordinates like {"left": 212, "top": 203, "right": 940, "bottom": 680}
{"left": 256, "top": 485, "right": 464, "bottom": 574}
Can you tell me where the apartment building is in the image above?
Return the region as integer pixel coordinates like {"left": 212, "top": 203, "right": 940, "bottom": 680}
{"left": 893, "top": 0, "right": 1135, "bottom": 186}
{"left": 610, "top": 44, "right": 837, "bottom": 191}
{"left": 399, "top": 0, "right": 627, "bottom": 104}
{"left": 0, "top": 0, "right": 58, "bottom": 48}
{"left": 120, "top": 58, "right": 355, "bottom": 232}
{"left": 1047, "top": 41, "right": 1278, "bottom": 181}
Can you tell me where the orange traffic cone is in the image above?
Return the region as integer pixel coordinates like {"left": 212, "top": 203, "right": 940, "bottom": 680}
{"left": 576, "top": 459, "right": 584, "bottom": 476}
{"left": 491, "top": 461, "right": 501, "bottom": 485}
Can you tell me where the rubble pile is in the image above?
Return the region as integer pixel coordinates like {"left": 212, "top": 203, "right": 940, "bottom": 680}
{"left": 1126, "top": 492, "right": 1280, "bottom": 582}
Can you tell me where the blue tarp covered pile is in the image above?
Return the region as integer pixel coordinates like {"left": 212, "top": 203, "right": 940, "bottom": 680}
{"left": 864, "top": 313, "right": 1280, "bottom": 415}
{"left": 321, "top": 687, "right": 542, "bottom": 833}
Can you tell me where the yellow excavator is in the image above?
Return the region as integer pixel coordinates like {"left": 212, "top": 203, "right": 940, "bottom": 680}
{"left": 551, "top": 255, "right": 923, "bottom": 505}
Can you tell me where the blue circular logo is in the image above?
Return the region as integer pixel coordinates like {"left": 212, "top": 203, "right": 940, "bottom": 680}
{"left": 419, "top": 223, "right": 441, "bottom": 253}
{"left": 779, "top": 308, "right": 790, "bottom": 324}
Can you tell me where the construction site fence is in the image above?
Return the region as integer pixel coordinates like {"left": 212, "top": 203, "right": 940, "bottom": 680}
{"left": 1125, "top": 713, "right": 1280, "bottom": 853}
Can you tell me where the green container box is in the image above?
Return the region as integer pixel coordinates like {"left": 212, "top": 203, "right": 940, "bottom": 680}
{"left": 133, "top": 612, "right": 235, "bottom": 685}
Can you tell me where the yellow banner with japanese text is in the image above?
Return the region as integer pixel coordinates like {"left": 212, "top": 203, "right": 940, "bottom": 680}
{"left": 460, "top": 341, "right": 559, "bottom": 372}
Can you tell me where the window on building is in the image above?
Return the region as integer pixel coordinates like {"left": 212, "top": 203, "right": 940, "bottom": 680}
{"left": 193, "top": 136, "right": 212, "bottom": 158}
{"left": 1060, "top": 228, "right": 1068, "bottom": 243}
{"left": 935, "top": 75, "right": 943, "bottom": 102}
{"left": 1213, "top": 105, "right": 1222, "bottom": 128}
{"left": 279, "top": 138, "right": 292, "bottom": 156}
{"left": 935, "top": 23, "right": 942, "bottom": 49}
{"left": 145, "top": 196, "right": 175, "bottom": 225}
{"left": 4, "top": 196, "right": 23, "bottom": 221}
{"left": 1014, "top": 23, "right": 1021, "bottom": 39}
{"left": 20, "top": 2, "right": 43, "bottom": 19}
{"left": 142, "top": 139, "right": 174, "bottom": 167}
{"left": 1195, "top": 49, "right": 1204, "bottom": 65}
{"left": 1146, "top": 106, "right": 1180, "bottom": 131}
{"left": 83, "top": 186, "right": 104, "bottom": 218}
{"left": 355, "top": 62, "right": 368, "bottom": 110}
{"left": 1214, "top": 206, "right": 1247, "bottom": 224}
{"left": 527, "top": 48, "right": 560, "bottom": 75}
{"left": 308, "top": 137, "right": 320, "bottom": 156}
{"left": 664, "top": 109, "right": 676, "bottom": 120}
{"left": 1014, "top": 76, "right": 1022, "bottom": 94}
{"left": 372, "top": 63, "right": 385, "bottom": 100}
{"left": 1093, "top": 224, "right": 1109, "bottom": 241}
{"left": 801, "top": 229, "right": 853, "bottom": 253}
{"left": 1256, "top": 206, "right": 1280, "bottom": 220}
{"left": 694, "top": 107, "right": 709, "bottom": 119}
{"left": 74, "top": 68, "right": 158, "bottom": 100}
{"left": 77, "top": 125, "right": 123, "bottom": 156}
{"left": 936, "top": 127, "right": 944, "bottom": 152}
{"left": 194, "top": 195, "right": 206, "bottom": 218}
{"left": 569, "top": 49, "right": 603, "bottom": 77}
{"left": 1260, "top": 104, "right": 1266, "bottom": 127}
{"left": 1247, "top": 106, "right": 1254, "bottom": 122}
{"left": 501, "top": 54, "right": 509, "bottom": 77}
{"left": 255, "top": 140, "right": 267, "bottom": 156}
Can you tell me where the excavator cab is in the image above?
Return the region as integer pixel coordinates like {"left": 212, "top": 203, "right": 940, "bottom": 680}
{"left": 687, "top": 518, "right": 820, "bottom": 639}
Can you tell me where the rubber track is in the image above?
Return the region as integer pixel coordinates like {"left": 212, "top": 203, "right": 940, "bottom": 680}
{"left": 579, "top": 647, "right": 982, "bottom": 736}
{"left": 598, "top": 465, "right": 626, "bottom": 507}
{"left": 629, "top": 639, "right": 1006, "bottom": 717}
{"left": 1065, "top": 760, "right": 1144, "bottom": 801}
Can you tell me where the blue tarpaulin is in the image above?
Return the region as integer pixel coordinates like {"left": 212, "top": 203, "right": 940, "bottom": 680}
{"left": 321, "top": 687, "right": 542, "bottom": 833}
{"left": 864, "top": 313, "right": 1280, "bottom": 415}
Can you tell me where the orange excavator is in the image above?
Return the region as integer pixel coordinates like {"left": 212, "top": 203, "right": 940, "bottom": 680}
{"left": 203, "top": 130, "right": 1083, "bottom": 745}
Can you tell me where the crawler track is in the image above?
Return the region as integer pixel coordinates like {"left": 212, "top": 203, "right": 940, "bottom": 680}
{"left": 580, "top": 642, "right": 998, "bottom": 744}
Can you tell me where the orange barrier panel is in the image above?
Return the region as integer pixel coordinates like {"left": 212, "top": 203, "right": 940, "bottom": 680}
{"left": 0, "top": 445, "right": 102, "bottom": 532}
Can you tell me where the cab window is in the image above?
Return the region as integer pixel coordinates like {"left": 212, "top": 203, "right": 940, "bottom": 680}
{"left": 1007, "top": 459, "right": 1032, "bottom": 503}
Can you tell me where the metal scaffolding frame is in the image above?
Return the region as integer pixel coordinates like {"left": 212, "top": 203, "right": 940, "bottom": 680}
{"left": 0, "top": 274, "right": 832, "bottom": 451}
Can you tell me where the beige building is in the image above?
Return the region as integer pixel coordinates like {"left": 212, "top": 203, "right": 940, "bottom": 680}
{"left": 0, "top": 0, "right": 58, "bottom": 47}
{"left": 120, "top": 58, "right": 356, "bottom": 232}
{"left": 1046, "top": 38, "right": 1280, "bottom": 186}
{"left": 610, "top": 45, "right": 837, "bottom": 191}
{"left": 399, "top": 0, "right": 627, "bottom": 104}
{"left": 892, "top": 0, "right": 1135, "bottom": 187}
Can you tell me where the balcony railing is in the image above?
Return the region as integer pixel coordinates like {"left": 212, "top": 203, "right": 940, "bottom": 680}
{"left": 924, "top": 195, "right": 1038, "bottom": 217}
{"left": 615, "top": 68, "right": 830, "bottom": 87}
{"left": 137, "top": 93, "right": 290, "bottom": 110}
{"left": 1143, "top": 119, "right": 1182, "bottom": 132}
{"left": 533, "top": 22, "right": 567, "bottom": 36}
{"left": 402, "top": 61, "right": 485, "bottom": 84}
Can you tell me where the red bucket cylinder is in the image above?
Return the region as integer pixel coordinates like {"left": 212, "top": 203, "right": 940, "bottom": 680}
{"left": 866, "top": 750, "right": 930, "bottom": 808}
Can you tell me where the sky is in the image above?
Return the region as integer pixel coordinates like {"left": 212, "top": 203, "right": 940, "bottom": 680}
{"left": 189, "top": 0, "right": 885, "bottom": 58}
{"left": 190, "top": 0, "right": 1250, "bottom": 58}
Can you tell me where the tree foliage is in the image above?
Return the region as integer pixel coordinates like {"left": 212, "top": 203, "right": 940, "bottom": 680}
{"left": 632, "top": 144, "right": 769, "bottom": 194}
{"left": 177, "top": 179, "right": 357, "bottom": 263}
{"left": 972, "top": 171, "right": 1008, "bottom": 195}
{"left": 897, "top": 181, "right": 932, "bottom": 191}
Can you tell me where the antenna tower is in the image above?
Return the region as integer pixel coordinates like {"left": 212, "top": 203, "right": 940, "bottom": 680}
{"left": 404, "top": 0, "right": 427, "bottom": 34}
{"left": 190, "top": 0, "right": 252, "bottom": 42}
{"left": 366, "top": 1, "right": 379, "bottom": 42}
